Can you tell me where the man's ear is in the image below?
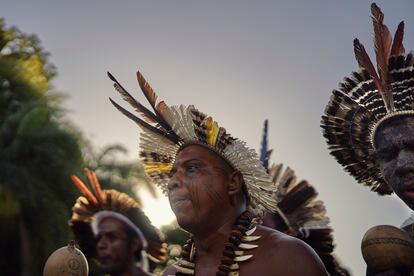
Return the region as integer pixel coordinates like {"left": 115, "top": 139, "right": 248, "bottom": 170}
{"left": 227, "top": 171, "right": 244, "bottom": 197}
{"left": 130, "top": 237, "right": 142, "bottom": 255}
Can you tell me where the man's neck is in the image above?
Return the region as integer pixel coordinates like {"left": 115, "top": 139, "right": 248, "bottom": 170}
{"left": 110, "top": 264, "right": 148, "bottom": 276}
{"left": 192, "top": 209, "right": 243, "bottom": 259}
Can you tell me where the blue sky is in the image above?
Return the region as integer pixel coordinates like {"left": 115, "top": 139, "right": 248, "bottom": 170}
{"left": 4, "top": 1, "right": 414, "bottom": 274}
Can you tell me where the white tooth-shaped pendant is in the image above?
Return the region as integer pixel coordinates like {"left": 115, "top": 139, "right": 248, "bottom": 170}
{"left": 245, "top": 226, "right": 257, "bottom": 236}
{"left": 173, "top": 264, "right": 195, "bottom": 275}
{"left": 179, "top": 259, "right": 195, "bottom": 268}
{"left": 189, "top": 243, "right": 196, "bottom": 261}
{"left": 234, "top": 254, "right": 253, "bottom": 262}
{"left": 229, "top": 272, "right": 239, "bottom": 276}
{"left": 229, "top": 263, "right": 239, "bottom": 270}
{"left": 241, "top": 235, "right": 261, "bottom": 242}
{"left": 235, "top": 250, "right": 244, "bottom": 256}
{"left": 238, "top": 243, "right": 258, "bottom": 250}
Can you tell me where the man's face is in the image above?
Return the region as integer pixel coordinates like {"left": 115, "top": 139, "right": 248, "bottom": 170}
{"left": 167, "top": 145, "right": 233, "bottom": 231}
{"left": 95, "top": 218, "right": 139, "bottom": 273}
{"left": 375, "top": 116, "right": 414, "bottom": 210}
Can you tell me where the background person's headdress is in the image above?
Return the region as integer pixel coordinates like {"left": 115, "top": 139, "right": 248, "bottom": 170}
{"left": 321, "top": 3, "right": 414, "bottom": 195}
{"left": 260, "top": 120, "right": 350, "bottom": 276}
{"left": 69, "top": 169, "right": 167, "bottom": 264}
{"left": 107, "top": 71, "right": 279, "bottom": 215}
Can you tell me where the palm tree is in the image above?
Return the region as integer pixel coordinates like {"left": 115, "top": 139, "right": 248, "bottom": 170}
{"left": 82, "top": 142, "right": 157, "bottom": 204}
{"left": 0, "top": 18, "right": 84, "bottom": 275}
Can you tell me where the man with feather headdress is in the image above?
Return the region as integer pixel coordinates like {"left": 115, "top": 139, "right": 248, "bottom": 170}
{"left": 69, "top": 168, "right": 167, "bottom": 276}
{"left": 106, "top": 67, "right": 329, "bottom": 275}
{"left": 259, "top": 120, "right": 350, "bottom": 276}
{"left": 321, "top": 3, "right": 414, "bottom": 275}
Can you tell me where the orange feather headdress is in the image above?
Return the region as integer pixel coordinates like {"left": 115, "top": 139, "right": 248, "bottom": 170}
{"left": 69, "top": 169, "right": 167, "bottom": 263}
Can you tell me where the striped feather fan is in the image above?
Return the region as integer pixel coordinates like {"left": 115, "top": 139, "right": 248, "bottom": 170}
{"left": 321, "top": 3, "right": 414, "bottom": 195}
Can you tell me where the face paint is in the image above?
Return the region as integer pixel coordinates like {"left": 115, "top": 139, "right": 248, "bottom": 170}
{"left": 167, "top": 145, "right": 234, "bottom": 231}
{"left": 375, "top": 116, "right": 414, "bottom": 210}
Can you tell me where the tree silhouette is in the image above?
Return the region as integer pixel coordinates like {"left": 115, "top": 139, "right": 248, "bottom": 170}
{"left": 0, "top": 18, "right": 83, "bottom": 275}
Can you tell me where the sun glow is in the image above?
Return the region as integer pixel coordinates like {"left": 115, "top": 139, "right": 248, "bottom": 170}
{"left": 141, "top": 190, "right": 176, "bottom": 228}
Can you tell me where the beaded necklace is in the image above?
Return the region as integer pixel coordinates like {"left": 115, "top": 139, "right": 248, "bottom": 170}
{"left": 173, "top": 211, "right": 261, "bottom": 276}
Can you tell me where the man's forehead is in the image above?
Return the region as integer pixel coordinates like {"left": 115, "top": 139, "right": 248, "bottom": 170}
{"left": 175, "top": 145, "right": 221, "bottom": 164}
{"left": 98, "top": 217, "right": 126, "bottom": 233}
{"left": 376, "top": 118, "right": 414, "bottom": 148}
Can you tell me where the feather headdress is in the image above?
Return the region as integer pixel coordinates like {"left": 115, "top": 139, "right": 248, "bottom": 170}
{"left": 260, "top": 120, "right": 350, "bottom": 276}
{"left": 69, "top": 168, "right": 167, "bottom": 263}
{"left": 321, "top": 3, "right": 414, "bottom": 195}
{"left": 107, "top": 71, "right": 278, "bottom": 216}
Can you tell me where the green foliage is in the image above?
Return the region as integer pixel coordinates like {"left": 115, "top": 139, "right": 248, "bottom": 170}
{"left": 0, "top": 18, "right": 83, "bottom": 274}
{"left": 151, "top": 221, "right": 190, "bottom": 274}
{"left": 161, "top": 221, "right": 190, "bottom": 246}
{"left": 0, "top": 17, "right": 158, "bottom": 275}
{"left": 83, "top": 143, "right": 157, "bottom": 204}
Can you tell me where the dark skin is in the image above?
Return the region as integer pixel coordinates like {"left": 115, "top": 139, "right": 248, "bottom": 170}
{"left": 163, "top": 145, "right": 328, "bottom": 276}
{"left": 96, "top": 218, "right": 151, "bottom": 276}
{"left": 368, "top": 116, "right": 414, "bottom": 276}
{"left": 375, "top": 116, "right": 414, "bottom": 211}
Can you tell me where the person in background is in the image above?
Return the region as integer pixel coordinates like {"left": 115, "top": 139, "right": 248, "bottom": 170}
{"left": 321, "top": 3, "right": 414, "bottom": 275}
{"left": 260, "top": 120, "right": 350, "bottom": 276}
{"left": 69, "top": 168, "right": 167, "bottom": 276}
{"left": 107, "top": 70, "right": 329, "bottom": 275}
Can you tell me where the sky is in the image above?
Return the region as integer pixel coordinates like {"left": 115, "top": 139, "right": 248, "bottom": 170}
{"left": 3, "top": 0, "right": 414, "bottom": 274}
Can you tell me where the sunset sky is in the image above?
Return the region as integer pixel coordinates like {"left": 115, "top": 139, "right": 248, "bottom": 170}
{"left": 4, "top": 1, "right": 414, "bottom": 274}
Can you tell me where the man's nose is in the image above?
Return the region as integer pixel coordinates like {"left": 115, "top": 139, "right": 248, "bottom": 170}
{"left": 167, "top": 170, "right": 184, "bottom": 191}
{"left": 96, "top": 237, "right": 107, "bottom": 250}
{"left": 396, "top": 149, "right": 414, "bottom": 176}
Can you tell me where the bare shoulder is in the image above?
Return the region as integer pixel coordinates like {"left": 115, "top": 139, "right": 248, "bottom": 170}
{"left": 249, "top": 225, "right": 329, "bottom": 276}
{"left": 162, "top": 265, "right": 177, "bottom": 276}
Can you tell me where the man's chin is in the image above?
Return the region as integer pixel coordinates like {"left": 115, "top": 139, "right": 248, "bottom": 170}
{"left": 96, "top": 260, "right": 116, "bottom": 273}
{"left": 397, "top": 189, "right": 414, "bottom": 211}
{"left": 175, "top": 216, "right": 192, "bottom": 230}
{"left": 403, "top": 199, "right": 414, "bottom": 211}
{"left": 175, "top": 213, "right": 198, "bottom": 232}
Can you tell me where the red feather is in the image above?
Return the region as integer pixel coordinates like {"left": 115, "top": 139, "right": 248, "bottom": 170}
{"left": 71, "top": 175, "right": 98, "bottom": 206}
{"left": 84, "top": 168, "right": 106, "bottom": 205}
{"left": 371, "top": 3, "right": 394, "bottom": 107}
{"left": 353, "top": 39, "right": 383, "bottom": 93}
{"left": 137, "top": 71, "right": 159, "bottom": 111}
{"left": 391, "top": 21, "right": 405, "bottom": 56}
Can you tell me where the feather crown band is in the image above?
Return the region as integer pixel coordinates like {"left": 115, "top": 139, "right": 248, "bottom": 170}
{"left": 107, "top": 71, "right": 279, "bottom": 215}
{"left": 69, "top": 168, "right": 167, "bottom": 262}
{"left": 260, "top": 120, "right": 350, "bottom": 275}
{"left": 321, "top": 3, "right": 414, "bottom": 195}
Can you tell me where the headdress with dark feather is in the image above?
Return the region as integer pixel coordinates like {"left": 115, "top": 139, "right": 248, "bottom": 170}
{"left": 107, "top": 71, "right": 279, "bottom": 216}
{"left": 260, "top": 120, "right": 350, "bottom": 276}
{"left": 321, "top": 3, "right": 414, "bottom": 195}
{"left": 69, "top": 168, "right": 167, "bottom": 264}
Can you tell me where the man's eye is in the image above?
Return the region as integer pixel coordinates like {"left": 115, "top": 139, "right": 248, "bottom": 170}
{"left": 377, "top": 151, "right": 396, "bottom": 162}
{"left": 107, "top": 234, "right": 117, "bottom": 242}
{"left": 186, "top": 165, "right": 198, "bottom": 174}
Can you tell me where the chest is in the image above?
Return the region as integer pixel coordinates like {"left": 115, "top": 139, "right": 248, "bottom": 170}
{"left": 192, "top": 253, "right": 276, "bottom": 276}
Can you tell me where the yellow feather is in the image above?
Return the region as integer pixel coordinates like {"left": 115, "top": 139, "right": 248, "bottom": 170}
{"left": 205, "top": 117, "right": 219, "bottom": 146}
{"left": 144, "top": 163, "right": 172, "bottom": 174}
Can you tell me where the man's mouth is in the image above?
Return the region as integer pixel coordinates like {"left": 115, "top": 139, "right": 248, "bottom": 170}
{"left": 97, "top": 254, "right": 111, "bottom": 264}
{"left": 404, "top": 187, "right": 414, "bottom": 198}
{"left": 170, "top": 195, "right": 191, "bottom": 209}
